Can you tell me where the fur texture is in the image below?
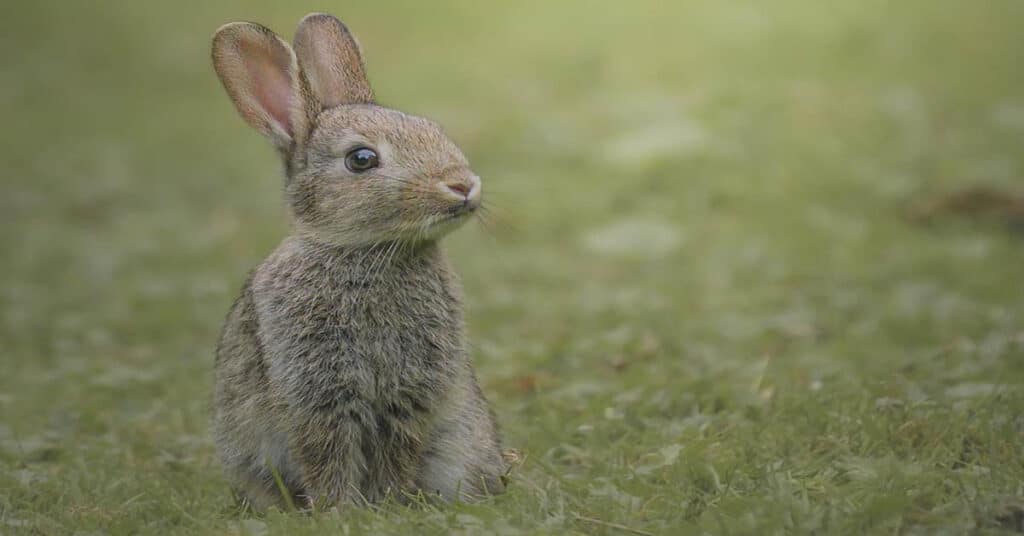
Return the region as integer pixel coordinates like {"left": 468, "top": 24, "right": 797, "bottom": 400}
{"left": 210, "top": 13, "right": 504, "bottom": 509}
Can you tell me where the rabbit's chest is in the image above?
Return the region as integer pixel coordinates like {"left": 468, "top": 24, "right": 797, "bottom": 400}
{"left": 338, "top": 282, "right": 462, "bottom": 372}
{"left": 254, "top": 251, "right": 465, "bottom": 406}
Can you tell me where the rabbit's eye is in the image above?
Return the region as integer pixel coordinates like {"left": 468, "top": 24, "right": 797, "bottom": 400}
{"left": 345, "top": 147, "right": 379, "bottom": 172}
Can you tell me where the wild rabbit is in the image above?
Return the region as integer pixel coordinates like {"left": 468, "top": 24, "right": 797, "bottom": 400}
{"left": 210, "top": 13, "right": 505, "bottom": 509}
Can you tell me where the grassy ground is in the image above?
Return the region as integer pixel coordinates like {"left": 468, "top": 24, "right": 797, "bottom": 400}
{"left": 2, "top": 1, "right": 1024, "bottom": 534}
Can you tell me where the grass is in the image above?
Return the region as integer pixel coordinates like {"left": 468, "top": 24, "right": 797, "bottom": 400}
{"left": 2, "top": 1, "right": 1024, "bottom": 534}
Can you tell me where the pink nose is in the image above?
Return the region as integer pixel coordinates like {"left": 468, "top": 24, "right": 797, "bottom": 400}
{"left": 444, "top": 181, "right": 471, "bottom": 197}
{"left": 439, "top": 174, "right": 482, "bottom": 207}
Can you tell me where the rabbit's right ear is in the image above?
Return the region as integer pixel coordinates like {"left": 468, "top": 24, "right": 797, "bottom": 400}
{"left": 212, "top": 22, "right": 306, "bottom": 151}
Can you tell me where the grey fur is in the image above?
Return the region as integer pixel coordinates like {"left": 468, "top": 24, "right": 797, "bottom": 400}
{"left": 211, "top": 13, "right": 505, "bottom": 509}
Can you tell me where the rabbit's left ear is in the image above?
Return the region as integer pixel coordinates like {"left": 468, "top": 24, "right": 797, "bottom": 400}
{"left": 293, "top": 13, "right": 374, "bottom": 109}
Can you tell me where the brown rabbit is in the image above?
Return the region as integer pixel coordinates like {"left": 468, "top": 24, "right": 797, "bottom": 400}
{"left": 210, "top": 13, "right": 505, "bottom": 509}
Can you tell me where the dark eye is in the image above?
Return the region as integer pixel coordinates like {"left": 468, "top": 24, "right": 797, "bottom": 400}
{"left": 345, "top": 147, "right": 379, "bottom": 172}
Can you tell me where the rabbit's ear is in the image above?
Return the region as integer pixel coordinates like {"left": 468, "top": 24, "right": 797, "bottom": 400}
{"left": 293, "top": 13, "right": 374, "bottom": 109}
{"left": 212, "top": 22, "right": 305, "bottom": 151}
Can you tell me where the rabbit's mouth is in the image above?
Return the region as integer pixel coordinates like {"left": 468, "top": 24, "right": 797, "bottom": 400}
{"left": 418, "top": 206, "right": 475, "bottom": 237}
{"left": 435, "top": 208, "right": 472, "bottom": 227}
{"left": 446, "top": 200, "right": 478, "bottom": 218}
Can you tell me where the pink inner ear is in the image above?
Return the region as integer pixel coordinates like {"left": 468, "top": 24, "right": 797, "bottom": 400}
{"left": 245, "top": 48, "right": 295, "bottom": 136}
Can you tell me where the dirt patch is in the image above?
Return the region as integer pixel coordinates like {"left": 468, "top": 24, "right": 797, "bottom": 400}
{"left": 907, "top": 187, "right": 1024, "bottom": 233}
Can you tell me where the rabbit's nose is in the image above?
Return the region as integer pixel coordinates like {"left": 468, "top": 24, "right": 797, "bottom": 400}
{"left": 441, "top": 175, "right": 482, "bottom": 207}
{"left": 445, "top": 181, "right": 470, "bottom": 197}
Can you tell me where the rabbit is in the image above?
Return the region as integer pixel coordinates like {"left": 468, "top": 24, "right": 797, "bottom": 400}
{"left": 210, "top": 13, "right": 506, "bottom": 509}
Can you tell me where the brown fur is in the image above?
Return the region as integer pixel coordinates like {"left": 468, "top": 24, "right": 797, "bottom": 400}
{"left": 210, "top": 13, "right": 503, "bottom": 509}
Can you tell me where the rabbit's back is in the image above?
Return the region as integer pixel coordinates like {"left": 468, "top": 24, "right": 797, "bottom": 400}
{"left": 213, "top": 275, "right": 300, "bottom": 507}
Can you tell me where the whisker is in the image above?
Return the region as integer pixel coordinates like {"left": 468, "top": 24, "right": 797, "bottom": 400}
{"left": 354, "top": 240, "right": 385, "bottom": 304}
{"left": 477, "top": 203, "right": 520, "bottom": 234}
{"left": 370, "top": 240, "right": 394, "bottom": 286}
{"left": 474, "top": 213, "right": 496, "bottom": 239}
{"left": 368, "top": 241, "right": 395, "bottom": 284}
{"left": 385, "top": 238, "right": 404, "bottom": 275}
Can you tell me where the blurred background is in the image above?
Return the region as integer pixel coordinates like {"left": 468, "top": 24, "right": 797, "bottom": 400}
{"left": 2, "top": 1, "right": 1023, "bottom": 533}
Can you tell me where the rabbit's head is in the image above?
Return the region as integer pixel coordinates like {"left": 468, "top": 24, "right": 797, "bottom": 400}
{"left": 212, "top": 14, "right": 481, "bottom": 246}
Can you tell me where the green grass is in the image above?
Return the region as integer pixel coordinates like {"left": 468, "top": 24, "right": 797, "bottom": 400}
{"left": 3, "top": 1, "right": 1024, "bottom": 534}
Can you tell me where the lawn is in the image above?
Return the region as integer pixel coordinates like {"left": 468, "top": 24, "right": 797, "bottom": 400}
{"left": 2, "top": 1, "right": 1024, "bottom": 534}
